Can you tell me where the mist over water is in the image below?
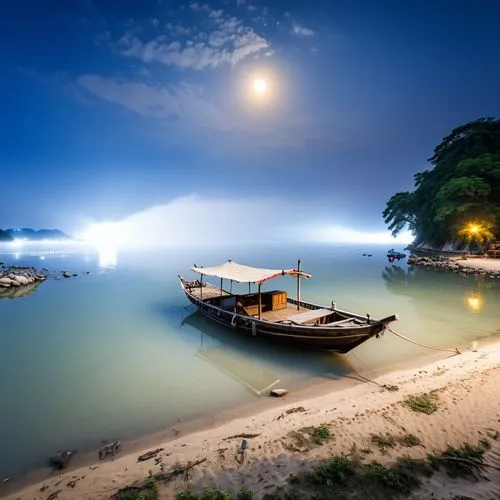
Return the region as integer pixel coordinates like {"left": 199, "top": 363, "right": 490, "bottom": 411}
{"left": 0, "top": 241, "right": 499, "bottom": 478}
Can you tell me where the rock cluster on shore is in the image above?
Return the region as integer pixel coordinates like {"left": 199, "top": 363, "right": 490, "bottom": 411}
{"left": 0, "top": 264, "right": 88, "bottom": 299}
{"left": 408, "top": 255, "right": 500, "bottom": 278}
{"left": 0, "top": 266, "right": 47, "bottom": 298}
{"left": 0, "top": 266, "right": 47, "bottom": 288}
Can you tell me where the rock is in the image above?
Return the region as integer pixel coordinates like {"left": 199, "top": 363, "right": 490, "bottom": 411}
{"left": 49, "top": 449, "right": 73, "bottom": 469}
{"left": 99, "top": 441, "right": 121, "bottom": 460}
{"left": 62, "top": 272, "right": 72, "bottom": 278}
{"left": 13, "top": 275, "right": 30, "bottom": 285}
{"left": 270, "top": 388, "right": 288, "bottom": 397}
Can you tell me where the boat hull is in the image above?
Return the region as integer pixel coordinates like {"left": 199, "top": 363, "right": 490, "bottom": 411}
{"left": 179, "top": 278, "right": 397, "bottom": 353}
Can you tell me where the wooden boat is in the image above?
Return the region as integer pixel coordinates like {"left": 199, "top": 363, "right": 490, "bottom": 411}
{"left": 179, "top": 260, "right": 398, "bottom": 353}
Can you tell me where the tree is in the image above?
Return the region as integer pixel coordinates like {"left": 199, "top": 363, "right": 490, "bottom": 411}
{"left": 383, "top": 192, "right": 416, "bottom": 236}
{"left": 383, "top": 117, "right": 500, "bottom": 245}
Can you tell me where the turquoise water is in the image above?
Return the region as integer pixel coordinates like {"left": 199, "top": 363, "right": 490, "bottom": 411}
{"left": 0, "top": 242, "right": 499, "bottom": 478}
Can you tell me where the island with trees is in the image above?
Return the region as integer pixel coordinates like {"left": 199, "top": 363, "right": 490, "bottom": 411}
{"left": 383, "top": 117, "right": 500, "bottom": 253}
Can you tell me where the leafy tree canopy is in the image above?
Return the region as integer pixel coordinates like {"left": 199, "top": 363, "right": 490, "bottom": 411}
{"left": 384, "top": 118, "right": 500, "bottom": 246}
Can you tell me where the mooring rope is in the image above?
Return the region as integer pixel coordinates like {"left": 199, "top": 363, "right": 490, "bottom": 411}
{"left": 385, "top": 325, "right": 461, "bottom": 355}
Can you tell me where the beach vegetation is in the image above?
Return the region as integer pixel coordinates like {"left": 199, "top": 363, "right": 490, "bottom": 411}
{"left": 303, "top": 454, "right": 432, "bottom": 498}
{"left": 115, "top": 481, "right": 158, "bottom": 500}
{"left": 171, "top": 438, "right": 492, "bottom": 500}
{"left": 310, "top": 423, "right": 332, "bottom": 445}
{"left": 383, "top": 117, "right": 500, "bottom": 246}
{"left": 176, "top": 487, "right": 252, "bottom": 499}
{"left": 398, "top": 433, "right": 422, "bottom": 447}
{"left": 282, "top": 423, "right": 332, "bottom": 451}
{"left": 404, "top": 390, "right": 439, "bottom": 414}
{"left": 370, "top": 433, "right": 396, "bottom": 450}
{"left": 427, "top": 442, "right": 488, "bottom": 480}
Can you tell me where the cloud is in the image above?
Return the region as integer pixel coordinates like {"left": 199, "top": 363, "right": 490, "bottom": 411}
{"left": 77, "top": 75, "right": 229, "bottom": 130}
{"left": 190, "top": 3, "right": 210, "bottom": 13}
{"left": 209, "top": 9, "right": 223, "bottom": 18}
{"left": 81, "top": 194, "right": 411, "bottom": 248}
{"left": 76, "top": 72, "right": 343, "bottom": 153}
{"left": 120, "top": 10, "right": 269, "bottom": 69}
{"left": 292, "top": 23, "right": 315, "bottom": 36}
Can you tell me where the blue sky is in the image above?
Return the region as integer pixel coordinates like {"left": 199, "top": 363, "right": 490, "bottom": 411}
{"left": 1, "top": 0, "right": 500, "bottom": 237}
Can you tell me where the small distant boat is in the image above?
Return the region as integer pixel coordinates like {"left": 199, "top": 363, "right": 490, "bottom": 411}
{"left": 387, "top": 249, "right": 406, "bottom": 262}
{"left": 179, "top": 260, "right": 398, "bottom": 353}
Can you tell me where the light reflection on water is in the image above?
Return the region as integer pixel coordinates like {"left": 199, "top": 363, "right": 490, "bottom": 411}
{"left": 0, "top": 242, "right": 499, "bottom": 478}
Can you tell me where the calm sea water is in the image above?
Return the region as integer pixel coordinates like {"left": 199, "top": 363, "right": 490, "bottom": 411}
{"left": 0, "top": 241, "right": 499, "bottom": 478}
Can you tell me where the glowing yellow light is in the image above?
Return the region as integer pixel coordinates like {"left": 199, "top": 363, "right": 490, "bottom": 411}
{"left": 466, "top": 293, "right": 483, "bottom": 312}
{"left": 252, "top": 78, "right": 268, "bottom": 94}
{"left": 469, "top": 225, "right": 479, "bottom": 234}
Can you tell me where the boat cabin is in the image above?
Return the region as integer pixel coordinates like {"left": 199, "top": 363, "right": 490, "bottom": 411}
{"left": 184, "top": 260, "right": 369, "bottom": 327}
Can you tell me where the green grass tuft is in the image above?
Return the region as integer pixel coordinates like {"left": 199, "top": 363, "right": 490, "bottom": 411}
{"left": 307, "top": 455, "right": 355, "bottom": 487}
{"left": 371, "top": 433, "right": 396, "bottom": 450}
{"left": 309, "top": 423, "right": 332, "bottom": 445}
{"left": 175, "top": 487, "right": 252, "bottom": 500}
{"left": 398, "top": 433, "right": 422, "bottom": 447}
{"left": 282, "top": 423, "right": 332, "bottom": 451}
{"left": 404, "top": 391, "right": 439, "bottom": 414}
{"left": 117, "top": 484, "right": 158, "bottom": 500}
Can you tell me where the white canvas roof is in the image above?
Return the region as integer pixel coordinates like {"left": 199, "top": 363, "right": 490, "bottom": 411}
{"left": 190, "top": 260, "right": 311, "bottom": 284}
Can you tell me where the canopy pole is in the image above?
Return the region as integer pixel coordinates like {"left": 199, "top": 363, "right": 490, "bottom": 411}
{"left": 200, "top": 273, "right": 203, "bottom": 300}
{"left": 258, "top": 283, "right": 262, "bottom": 320}
{"left": 230, "top": 280, "right": 233, "bottom": 293}
{"left": 248, "top": 283, "right": 251, "bottom": 294}
{"left": 296, "top": 259, "right": 301, "bottom": 310}
{"left": 220, "top": 277, "right": 223, "bottom": 296}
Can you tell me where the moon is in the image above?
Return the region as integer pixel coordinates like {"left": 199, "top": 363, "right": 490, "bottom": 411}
{"left": 252, "top": 78, "right": 268, "bottom": 94}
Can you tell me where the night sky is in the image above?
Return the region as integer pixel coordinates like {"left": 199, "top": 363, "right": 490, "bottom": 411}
{"left": 1, "top": 0, "right": 500, "bottom": 239}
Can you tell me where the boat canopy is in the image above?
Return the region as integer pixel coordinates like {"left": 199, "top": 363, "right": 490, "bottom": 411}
{"left": 190, "top": 260, "right": 311, "bottom": 284}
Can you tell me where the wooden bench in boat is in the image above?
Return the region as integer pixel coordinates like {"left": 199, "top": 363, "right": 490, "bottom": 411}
{"left": 285, "top": 308, "right": 332, "bottom": 325}
{"left": 324, "top": 317, "right": 366, "bottom": 327}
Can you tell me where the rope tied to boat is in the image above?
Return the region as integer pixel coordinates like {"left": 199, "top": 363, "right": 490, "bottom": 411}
{"left": 384, "top": 325, "right": 461, "bottom": 355}
{"left": 231, "top": 314, "right": 237, "bottom": 328}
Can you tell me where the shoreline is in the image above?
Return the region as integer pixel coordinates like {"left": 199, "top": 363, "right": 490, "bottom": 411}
{"left": 3, "top": 334, "right": 500, "bottom": 499}
{"left": 408, "top": 255, "right": 500, "bottom": 278}
{"left": 0, "top": 326, "right": 470, "bottom": 495}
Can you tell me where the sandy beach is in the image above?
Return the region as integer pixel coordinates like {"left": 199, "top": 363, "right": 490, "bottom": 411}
{"left": 3, "top": 336, "right": 500, "bottom": 499}
{"left": 455, "top": 257, "right": 500, "bottom": 272}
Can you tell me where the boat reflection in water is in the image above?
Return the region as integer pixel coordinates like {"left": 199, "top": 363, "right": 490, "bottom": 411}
{"left": 180, "top": 310, "right": 353, "bottom": 396}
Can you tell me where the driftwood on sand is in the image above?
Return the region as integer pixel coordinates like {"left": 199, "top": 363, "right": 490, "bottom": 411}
{"left": 137, "top": 448, "right": 164, "bottom": 462}
{"left": 223, "top": 433, "right": 261, "bottom": 441}
{"left": 111, "top": 458, "right": 207, "bottom": 498}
